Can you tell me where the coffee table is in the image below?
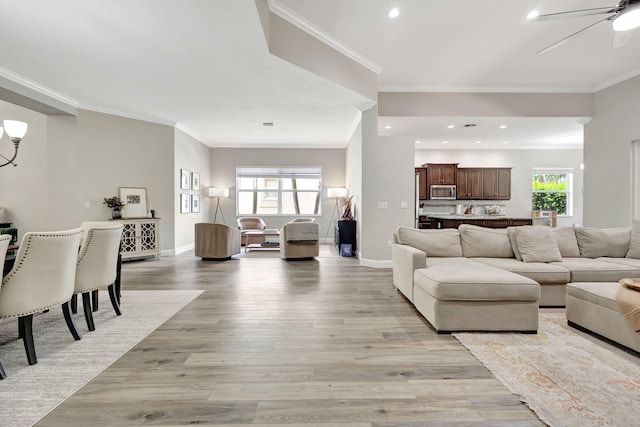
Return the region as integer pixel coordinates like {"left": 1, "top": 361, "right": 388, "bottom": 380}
{"left": 244, "top": 229, "right": 280, "bottom": 252}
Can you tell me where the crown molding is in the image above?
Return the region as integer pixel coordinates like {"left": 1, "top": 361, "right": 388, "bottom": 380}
{"left": 268, "top": 0, "right": 382, "bottom": 74}
{"left": 175, "top": 122, "right": 206, "bottom": 144}
{"left": 591, "top": 68, "right": 640, "bottom": 92}
{"left": 0, "top": 66, "right": 79, "bottom": 113}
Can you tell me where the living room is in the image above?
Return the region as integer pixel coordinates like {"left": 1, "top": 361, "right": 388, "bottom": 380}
{"left": 1, "top": 1, "right": 640, "bottom": 425}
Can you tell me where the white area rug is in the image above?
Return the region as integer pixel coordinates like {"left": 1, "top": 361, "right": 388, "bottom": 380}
{"left": 454, "top": 312, "right": 640, "bottom": 427}
{"left": 0, "top": 289, "right": 202, "bottom": 427}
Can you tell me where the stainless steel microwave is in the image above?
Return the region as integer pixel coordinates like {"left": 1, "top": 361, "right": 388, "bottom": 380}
{"left": 430, "top": 185, "right": 456, "bottom": 200}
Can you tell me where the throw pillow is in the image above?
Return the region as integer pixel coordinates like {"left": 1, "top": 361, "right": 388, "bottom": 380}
{"left": 396, "top": 226, "right": 463, "bottom": 257}
{"left": 552, "top": 227, "right": 580, "bottom": 258}
{"left": 459, "top": 224, "right": 514, "bottom": 258}
{"left": 626, "top": 219, "right": 640, "bottom": 259}
{"left": 507, "top": 227, "right": 522, "bottom": 261}
{"left": 514, "top": 226, "right": 562, "bottom": 263}
{"left": 574, "top": 227, "right": 631, "bottom": 258}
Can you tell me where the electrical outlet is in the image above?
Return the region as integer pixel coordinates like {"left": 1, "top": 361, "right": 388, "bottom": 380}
{"left": 400, "top": 201, "right": 408, "bottom": 208}
{"left": 378, "top": 202, "right": 388, "bottom": 209}
{"left": 387, "top": 240, "right": 392, "bottom": 247}
{"left": 83, "top": 201, "right": 90, "bottom": 208}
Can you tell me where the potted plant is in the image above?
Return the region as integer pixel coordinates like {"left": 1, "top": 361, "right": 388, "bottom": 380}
{"left": 103, "top": 196, "right": 126, "bottom": 219}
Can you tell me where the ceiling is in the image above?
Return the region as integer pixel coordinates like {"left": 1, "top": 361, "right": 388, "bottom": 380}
{"left": 1, "top": 0, "right": 639, "bottom": 149}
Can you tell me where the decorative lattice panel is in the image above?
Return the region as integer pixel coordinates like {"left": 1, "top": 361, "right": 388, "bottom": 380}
{"left": 120, "top": 222, "right": 137, "bottom": 254}
{"left": 140, "top": 221, "right": 157, "bottom": 252}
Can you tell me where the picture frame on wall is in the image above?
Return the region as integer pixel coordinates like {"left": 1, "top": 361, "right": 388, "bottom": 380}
{"left": 191, "top": 172, "right": 200, "bottom": 191}
{"left": 191, "top": 194, "right": 200, "bottom": 213}
{"left": 119, "top": 187, "right": 149, "bottom": 218}
{"left": 180, "top": 169, "right": 190, "bottom": 190}
{"left": 180, "top": 194, "right": 190, "bottom": 213}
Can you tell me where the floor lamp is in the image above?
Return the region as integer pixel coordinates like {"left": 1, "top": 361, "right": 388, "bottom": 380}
{"left": 324, "top": 187, "right": 348, "bottom": 242}
{"left": 209, "top": 187, "right": 229, "bottom": 224}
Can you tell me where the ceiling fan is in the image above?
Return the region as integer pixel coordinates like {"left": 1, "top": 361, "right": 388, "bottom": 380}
{"left": 529, "top": 0, "right": 640, "bottom": 54}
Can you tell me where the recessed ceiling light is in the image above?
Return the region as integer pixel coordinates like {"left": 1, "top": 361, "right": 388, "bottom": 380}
{"left": 503, "top": 141, "right": 509, "bottom": 144}
{"left": 262, "top": 122, "right": 274, "bottom": 127}
{"left": 447, "top": 125, "right": 455, "bottom": 129}
{"left": 388, "top": 8, "right": 400, "bottom": 18}
{"left": 476, "top": 141, "right": 482, "bottom": 144}
{"left": 416, "top": 140, "right": 421, "bottom": 144}
{"left": 500, "top": 125, "right": 508, "bottom": 129}
{"left": 527, "top": 10, "right": 539, "bottom": 20}
{"left": 442, "top": 141, "right": 448, "bottom": 144}
{"left": 385, "top": 125, "right": 391, "bottom": 129}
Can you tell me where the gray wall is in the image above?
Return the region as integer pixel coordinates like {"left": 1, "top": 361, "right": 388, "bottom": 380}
{"left": 415, "top": 149, "right": 584, "bottom": 227}
{"left": 584, "top": 74, "right": 640, "bottom": 228}
{"left": 346, "top": 119, "right": 363, "bottom": 255}
{"left": 209, "top": 147, "right": 346, "bottom": 238}
{"left": 0, "top": 104, "right": 177, "bottom": 250}
{"left": 360, "top": 107, "right": 415, "bottom": 266}
{"left": 174, "top": 128, "right": 212, "bottom": 252}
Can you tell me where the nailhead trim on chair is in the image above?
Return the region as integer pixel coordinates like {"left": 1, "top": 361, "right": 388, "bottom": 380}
{"left": 75, "top": 227, "right": 120, "bottom": 292}
{"left": 1, "top": 230, "right": 83, "bottom": 318}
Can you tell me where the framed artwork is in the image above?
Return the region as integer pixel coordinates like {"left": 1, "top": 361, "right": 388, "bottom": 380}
{"left": 191, "top": 172, "right": 200, "bottom": 191}
{"left": 180, "top": 194, "right": 190, "bottom": 213}
{"left": 180, "top": 169, "right": 190, "bottom": 190}
{"left": 191, "top": 194, "right": 200, "bottom": 213}
{"left": 119, "top": 187, "right": 148, "bottom": 218}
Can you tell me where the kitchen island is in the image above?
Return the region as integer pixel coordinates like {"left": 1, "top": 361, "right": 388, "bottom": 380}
{"left": 425, "top": 214, "right": 532, "bottom": 229}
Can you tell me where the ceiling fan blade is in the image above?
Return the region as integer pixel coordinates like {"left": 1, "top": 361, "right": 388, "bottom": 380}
{"left": 532, "top": 7, "right": 619, "bottom": 21}
{"left": 612, "top": 29, "right": 632, "bottom": 48}
{"left": 536, "top": 16, "right": 613, "bottom": 54}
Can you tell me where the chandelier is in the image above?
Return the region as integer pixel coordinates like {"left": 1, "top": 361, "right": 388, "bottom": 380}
{"left": 0, "top": 120, "right": 28, "bottom": 168}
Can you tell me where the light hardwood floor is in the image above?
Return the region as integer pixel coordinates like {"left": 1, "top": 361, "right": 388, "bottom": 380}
{"left": 37, "top": 247, "right": 542, "bottom": 426}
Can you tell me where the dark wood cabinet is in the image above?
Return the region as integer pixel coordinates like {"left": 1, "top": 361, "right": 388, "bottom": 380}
{"left": 430, "top": 217, "right": 531, "bottom": 229}
{"left": 456, "top": 168, "right": 483, "bottom": 200}
{"left": 482, "top": 168, "right": 511, "bottom": 200}
{"left": 415, "top": 167, "right": 427, "bottom": 200}
{"left": 426, "top": 163, "right": 457, "bottom": 186}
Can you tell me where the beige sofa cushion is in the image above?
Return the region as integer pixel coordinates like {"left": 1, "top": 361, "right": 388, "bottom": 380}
{"left": 626, "top": 219, "right": 640, "bottom": 259}
{"left": 507, "top": 227, "right": 522, "bottom": 261}
{"left": 459, "top": 224, "right": 514, "bottom": 258}
{"left": 551, "top": 257, "right": 640, "bottom": 282}
{"left": 552, "top": 227, "right": 580, "bottom": 258}
{"left": 396, "top": 226, "right": 463, "bottom": 257}
{"left": 474, "top": 257, "right": 570, "bottom": 284}
{"left": 574, "top": 227, "right": 631, "bottom": 258}
{"left": 513, "top": 226, "right": 562, "bottom": 263}
{"left": 414, "top": 264, "right": 539, "bottom": 301}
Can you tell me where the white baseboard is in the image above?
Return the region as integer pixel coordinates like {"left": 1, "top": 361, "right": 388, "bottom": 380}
{"left": 173, "top": 243, "right": 194, "bottom": 256}
{"left": 358, "top": 257, "right": 392, "bottom": 269}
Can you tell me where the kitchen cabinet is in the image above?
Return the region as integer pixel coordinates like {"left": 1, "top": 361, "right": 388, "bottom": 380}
{"left": 429, "top": 216, "right": 532, "bottom": 229}
{"left": 481, "top": 168, "right": 511, "bottom": 200}
{"left": 425, "top": 163, "right": 457, "bottom": 186}
{"left": 415, "top": 167, "right": 427, "bottom": 200}
{"left": 456, "top": 168, "right": 483, "bottom": 200}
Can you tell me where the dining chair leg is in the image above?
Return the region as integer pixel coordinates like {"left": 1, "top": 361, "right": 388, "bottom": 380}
{"left": 115, "top": 251, "right": 122, "bottom": 305}
{"left": 108, "top": 284, "right": 122, "bottom": 316}
{"left": 18, "top": 315, "right": 37, "bottom": 365}
{"left": 92, "top": 289, "right": 99, "bottom": 312}
{"left": 61, "top": 301, "right": 82, "bottom": 341}
{"left": 70, "top": 293, "right": 78, "bottom": 314}
{"left": 82, "top": 292, "right": 95, "bottom": 331}
{"left": 0, "top": 361, "right": 6, "bottom": 379}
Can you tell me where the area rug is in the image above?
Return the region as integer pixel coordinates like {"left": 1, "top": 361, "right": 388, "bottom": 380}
{"left": 0, "top": 289, "right": 202, "bottom": 427}
{"left": 454, "top": 312, "right": 640, "bottom": 427}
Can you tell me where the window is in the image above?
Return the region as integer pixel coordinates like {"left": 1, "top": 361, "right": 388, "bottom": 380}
{"left": 531, "top": 168, "right": 573, "bottom": 216}
{"left": 236, "top": 167, "right": 322, "bottom": 215}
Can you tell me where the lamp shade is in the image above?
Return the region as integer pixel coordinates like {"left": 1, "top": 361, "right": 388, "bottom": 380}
{"left": 327, "top": 187, "right": 348, "bottom": 198}
{"left": 613, "top": 5, "right": 640, "bottom": 31}
{"left": 3, "top": 120, "right": 28, "bottom": 139}
{"left": 208, "top": 187, "right": 229, "bottom": 198}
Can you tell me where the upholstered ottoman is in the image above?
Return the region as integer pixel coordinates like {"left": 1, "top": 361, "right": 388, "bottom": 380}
{"left": 566, "top": 282, "right": 640, "bottom": 353}
{"left": 413, "top": 263, "right": 540, "bottom": 333}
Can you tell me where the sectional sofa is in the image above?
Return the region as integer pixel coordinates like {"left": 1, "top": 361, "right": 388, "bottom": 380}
{"left": 392, "top": 223, "right": 640, "bottom": 347}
